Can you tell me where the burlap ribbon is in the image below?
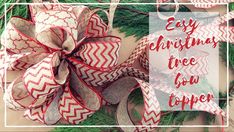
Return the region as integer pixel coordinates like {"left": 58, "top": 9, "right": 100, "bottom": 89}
{"left": 0, "top": 2, "right": 231, "bottom": 132}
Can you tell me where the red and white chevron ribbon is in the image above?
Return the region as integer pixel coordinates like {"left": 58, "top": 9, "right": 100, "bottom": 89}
{"left": 192, "top": 10, "right": 234, "bottom": 43}
{"left": 0, "top": 3, "right": 229, "bottom": 131}
{"left": 188, "top": 0, "right": 234, "bottom": 8}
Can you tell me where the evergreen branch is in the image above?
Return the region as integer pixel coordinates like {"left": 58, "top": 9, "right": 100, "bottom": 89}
{"left": 229, "top": 80, "right": 234, "bottom": 96}
{"left": 220, "top": 42, "right": 234, "bottom": 70}
{"left": 0, "top": 0, "right": 20, "bottom": 20}
{"left": 117, "top": 6, "right": 149, "bottom": 16}
{"left": 0, "top": 0, "right": 31, "bottom": 34}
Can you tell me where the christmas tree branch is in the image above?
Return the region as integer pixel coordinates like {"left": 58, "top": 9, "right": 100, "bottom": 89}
{"left": 0, "top": 0, "right": 20, "bottom": 20}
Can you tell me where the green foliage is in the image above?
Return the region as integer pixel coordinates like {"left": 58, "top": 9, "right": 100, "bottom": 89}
{"left": 229, "top": 2, "right": 234, "bottom": 11}
{"left": 219, "top": 2, "right": 234, "bottom": 70}
{"left": 159, "top": 112, "right": 175, "bottom": 125}
{"left": 129, "top": 88, "right": 143, "bottom": 105}
{"left": 131, "top": 107, "right": 142, "bottom": 120}
{"left": 202, "top": 88, "right": 231, "bottom": 127}
{"left": 112, "top": 4, "right": 191, "bottom": 40}
{"left": 59, "top": 0, "right": 108, "bottom": 3}
{"left": 171, "top": 128, "right": 180, "bottom": 132}
{"left": 52, "top": 108, "right": 119, "bottom": 132}
{"left": 159, "top": 111, "right": 200, "bottom": 126}
{"left": 112, "top": 4, "right": 155, "bottom": 40}
{"left": 0, "top": 0, "right": 31, "bottom": 34}
{"left": 219, "top": 92, "right": 227, "bottom": 108}
{"left": 220, "top": 42, "right": 234, "bottom": 69}
{"left": 202, "top": 80, "right": 234, "bottom": 128}
{"left": 204, "top": 113, "right": 216, "bottom": 125}
{"left": 204, "top": 127, "right": 209, "bottom": 132}
{"left": 230, "top": 80, "right": 234, "bottom": 96}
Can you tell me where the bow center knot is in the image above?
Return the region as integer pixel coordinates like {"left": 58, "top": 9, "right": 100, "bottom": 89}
{"left": 59, "top": 49, "right": 69, "bottom": 60}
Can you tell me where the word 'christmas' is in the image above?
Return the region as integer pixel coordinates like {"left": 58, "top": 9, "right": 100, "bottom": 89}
{"left": 149, "top": 17, "right": 218, "bottom": 52}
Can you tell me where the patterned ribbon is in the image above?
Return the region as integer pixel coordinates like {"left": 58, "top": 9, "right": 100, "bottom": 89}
{"left": 188, "top": 0, "right": 234, "bottom": 8}
{"left": 157, "top": 0, "right": 234, "bottom": 20}
{"left": 192, "top": 10, "right": 234, "bottom": 43}
{"left": 0, "top": 3, "right": 230, "bottom": 132}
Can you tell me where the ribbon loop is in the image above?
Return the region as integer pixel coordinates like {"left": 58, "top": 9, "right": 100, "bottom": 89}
{"left": 191, "top": 10, "right": 234, "bottom": 43}
{"left": 24, "top": 90, "right": 62, "bottom": 124}
{"left": 59, "top": 69, "right": 101, "bottom": 124}
{"left": 6, "top": 53, "right": 33, "bottom": 71}
{"left": 4, "top": 77, "right": 32, "bottom": 110}
{"left": 35, "top": 10, "right": 77, "bottom": 35}
{"left": 85, "top": 9, "right": 109, "bottom": 38}
{"left": 23, "top": 52, "right": 63, "bottom": 99}
{"left": 4, "top": 76, "right": 48, "bottom": 110}
{"left": 6, "top": 52, "right": 49, "bottom": 71}
{"left": 1, "top": 17, "right": 48, "bottom": 54}
{"left": 76, "top": 36, "right": 121, "bottom": 68}
{"left": 35, "top": 10, "right": 78, "bottom": 45}
{"left": 115, "top": 78, "right": 161, "bottom": 132}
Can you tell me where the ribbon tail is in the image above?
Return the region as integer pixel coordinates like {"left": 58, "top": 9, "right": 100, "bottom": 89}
{"left": 58, "top": 67, "right": 101, "bottom": 124}
{"left": 24, "top": 89, "right": 62, "bottom": 124}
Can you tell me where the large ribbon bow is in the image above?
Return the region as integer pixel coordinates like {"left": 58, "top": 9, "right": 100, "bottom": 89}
{"left": 0, "top": 3, "right": 228, "bottom": 132}
{"left": 1, "top": 4, "right": 121, "bottom": 124}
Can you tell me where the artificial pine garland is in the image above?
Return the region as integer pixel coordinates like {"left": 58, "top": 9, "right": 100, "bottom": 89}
{"left": 0, "top": 1, "right": 233, "bottom": 132}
